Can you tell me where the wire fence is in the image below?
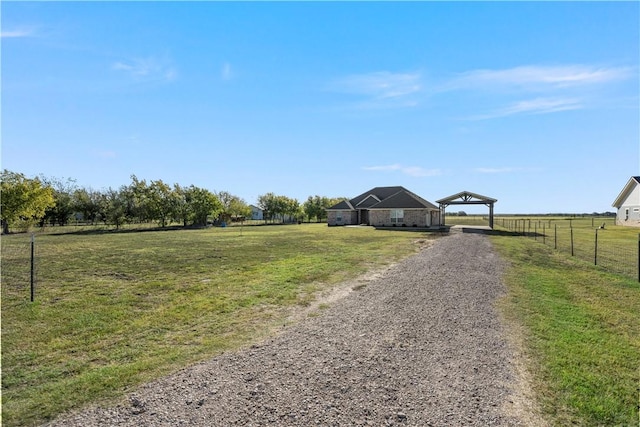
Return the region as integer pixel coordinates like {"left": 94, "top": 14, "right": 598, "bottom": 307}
{"left": 1, "top": 234, "right": 38, "bottom": 302}
{"left": 3, "top": 217, "right": 637, "bottom": 305}
{"left": 496, "top": 218, "right": 639, "bottom": 281}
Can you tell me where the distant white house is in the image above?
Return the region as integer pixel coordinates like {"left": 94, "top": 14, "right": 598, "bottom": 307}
{"left": 612, "top": 176, "right": 640, "bottom": 226}
{"left": 249, "top": 205, "right": 263, "bottom": 221}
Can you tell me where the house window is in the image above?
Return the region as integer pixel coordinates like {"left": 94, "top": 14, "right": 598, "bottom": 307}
{"left": 634, "top": 208, "right": 639, "bottom": 212}
{"left": 625, "top": 208, "right": 629, "bottom": 220}
{"left": 390, "top": 209, "right": 404, "bottom": 224}
{"left": 336, "top": 211, "right": 343, "bottom": 222}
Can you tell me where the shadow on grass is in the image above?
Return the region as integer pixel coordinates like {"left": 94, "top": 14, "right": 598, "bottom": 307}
{"left": 461, "top": 228, "right": 523, "bottom": 237}
{"left": 41, "top": 222, "right": 304, "bottom": 237}
{"left": 44, "top": 225, "right": 207, "bottom": 237}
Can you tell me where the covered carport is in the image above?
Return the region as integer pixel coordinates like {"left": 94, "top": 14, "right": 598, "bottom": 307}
{"left": 436, "top": 191, "right": 498, "bottom": 229}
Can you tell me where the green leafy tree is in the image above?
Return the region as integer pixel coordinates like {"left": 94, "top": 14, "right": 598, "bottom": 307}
{"left": 304, "top": 195, "right": 343, "bottom": 222}
{"left": 257, "top": 192, "right": 278, "bottom": 223}
{"left": 40, "top": 176, "right": 78, "bottom": 226}
{"left": 128, "top": 175, "right": 151, "bottom": 223}
{"left": 172, "top": 185, "right": 222, "bottom": 226}
{"left": 187, "top": 186, "right": 223, "bottom": 226}
{"left": 282, "top": 196, "right": 301, "bottom": 223}
{"left": 0, "top": 170, "right": 55, "bottom": 234}
{"left": 257, "top": 193, "right": 301, "bottom": 223}
{"left": 303, "top": 196, "right": 319, "bottom": 222}
{"left": 216, "top": 191, "right": 251, "bottom": 222}
{"left": 104, "top": 187, "right": 127, "bottom": 229}
{"left": 257, "top": 193, "right": 302, "bottom": 223}
{"left": 73, "top": 188, "right": 103, "bottom": 224}
{"left": 173, "top": 184, "right": 191, "bottom": 226}
{"left": 147, "top": 179, "right": 177, "bottom": 227}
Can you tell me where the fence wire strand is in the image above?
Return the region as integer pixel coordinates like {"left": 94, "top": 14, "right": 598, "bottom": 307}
{"left": 1, "top": 234, "right": 38, "bottom": 301}
{"left": 496, "top": 218, "right": 638, "bottom": 281}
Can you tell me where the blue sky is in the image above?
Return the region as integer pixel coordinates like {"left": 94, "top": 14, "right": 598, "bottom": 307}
{"left": 2, "top": 2, "right": 639, "bottom": 214}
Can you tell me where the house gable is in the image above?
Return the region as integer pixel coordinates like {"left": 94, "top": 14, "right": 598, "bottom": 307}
{"left": 326, "top": 200, "right": 355, "bottom": 211}
{"left": 612, "top": 176, "right": 640, "bottom": 208}
{"left": 368, "top": 190, "right": 438, "bottom": 210}
{"left": 355, "top": 194, "right": 381, "bottom": 208}
{"left": 350, "top": 186, "right": 407, "bottom": 206}
{"left": 613, "top": 176, "right": 640, "bottom": 226}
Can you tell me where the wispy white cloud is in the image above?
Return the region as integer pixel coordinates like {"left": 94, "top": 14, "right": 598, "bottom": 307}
{"left": 329, "top": 64, "right": 633, "bottom": 116}
{"left": 469, "top": 97, "right": 583, "bottom": 120}
{"left": 474, "top": 167, "right": 519, "bottom": 174}
{"left": 474, "top": 166, "right": 540, "bottom": 174}
{"left": 363, "top": 164, "right": 441, "bottom": 177}
{"left": 447, "top": 65, "right": 633, "bottom": 91}
{"left": 442, "top": 64, "right": 635, "bottom": 120}
{"left": 221, "top": 62, "right": 233, "bottom": 81}
{"left": 329, "top": 71, "right": 422, "bottom": 109}
{"left": 1, "top": 28, "right": 36, "bottom": 38}
{"left": 112, "top": 56, "right": 177, "bottom": 82}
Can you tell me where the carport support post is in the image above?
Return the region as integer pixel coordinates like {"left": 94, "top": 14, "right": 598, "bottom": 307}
{"left": 489, "top": 203, "right": 494, "bottom": 229}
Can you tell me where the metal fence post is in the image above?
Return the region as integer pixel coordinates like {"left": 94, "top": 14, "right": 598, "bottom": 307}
{"left": 594, "top": 228, "right": 598, "bottom": 265}
{"left": 30, "top": 233, "right": 35, "bottom": 302}
{"left": 570, "top": 227, "right": 574, "bottom": 257}
{"left": 554, "top": 224, "right": 557, "bottom": 250}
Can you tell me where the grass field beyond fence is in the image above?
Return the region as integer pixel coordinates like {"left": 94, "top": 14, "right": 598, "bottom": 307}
{"left": 495, "top": 216, "right": 638, "bottom": 280}
{"left": 492, "top": 231, "right": 640, "bottom": 426}
{"left": 1, "top": 224, "right": 431, "bottom": 426}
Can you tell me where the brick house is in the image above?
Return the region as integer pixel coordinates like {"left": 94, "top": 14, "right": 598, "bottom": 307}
{"left": 326, "top": 186, "right": 442, "bottom": 228}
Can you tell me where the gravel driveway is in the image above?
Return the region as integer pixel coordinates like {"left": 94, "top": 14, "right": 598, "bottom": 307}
{"left": 46, "top": 232, "right": 539, "bottom": 426}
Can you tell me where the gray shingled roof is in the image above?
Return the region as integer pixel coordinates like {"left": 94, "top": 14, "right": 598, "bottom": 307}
{"left": 355, "top": 194, "right": 382, "bottom": 208}
{"left": 368, "top": 190, "right": 438, "bottom": 210}
{"left": 326, "top": 200, "right": 354, "bottom": 210}
{"left": 326, "top": 186, "right": 437, "bottom": 210}
{"left": 350, "top": 186, "right": 407, "bottom": 206}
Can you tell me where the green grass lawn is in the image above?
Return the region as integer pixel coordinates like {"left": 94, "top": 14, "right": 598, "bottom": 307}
{"left": 2, "top": 224, "right": 433, "bottom": 426}
{"left": 5, "top": 221, "right": 638, "bottom": 426}
{"left": 495, "top": 216, "right": 638, "bottom": 279}
{"left": 443, "top": 214, "right": 491, "bottom": 227}
{"left": 492, "top": 234, "right": 640, "bottom": 426}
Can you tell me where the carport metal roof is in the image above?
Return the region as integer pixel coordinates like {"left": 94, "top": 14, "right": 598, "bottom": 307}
{"left": 436, "top": 191, "right": 498, "bottom": 228}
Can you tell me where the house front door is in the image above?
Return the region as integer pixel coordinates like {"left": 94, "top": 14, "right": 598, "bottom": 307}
{"left": 359, "top": 210, "right": 369, "bottom": 225}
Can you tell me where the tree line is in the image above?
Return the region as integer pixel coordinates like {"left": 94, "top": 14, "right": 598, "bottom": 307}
{"left": 0, "top": 170, "right": 344, "bottom": 234}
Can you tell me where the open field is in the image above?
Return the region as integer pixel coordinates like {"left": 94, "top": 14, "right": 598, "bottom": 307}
{"left": 492, "top": 234, "right": 640, "bottom": 426}
{"left": 495, "top": 216, "right": 638, "bottom": 280}
{"left": 445, "top": 215, "right": 637, "bottom": 280}
{"left": 1, "top": 224, "right": 433, "bottom": 426}
{"left": 3, "top": 220, "right": 638, "bottom": 426}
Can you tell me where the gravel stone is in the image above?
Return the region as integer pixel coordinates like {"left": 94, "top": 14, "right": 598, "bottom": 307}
{"left": 45, "top": 232, "right": 536, "bottom": 426}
